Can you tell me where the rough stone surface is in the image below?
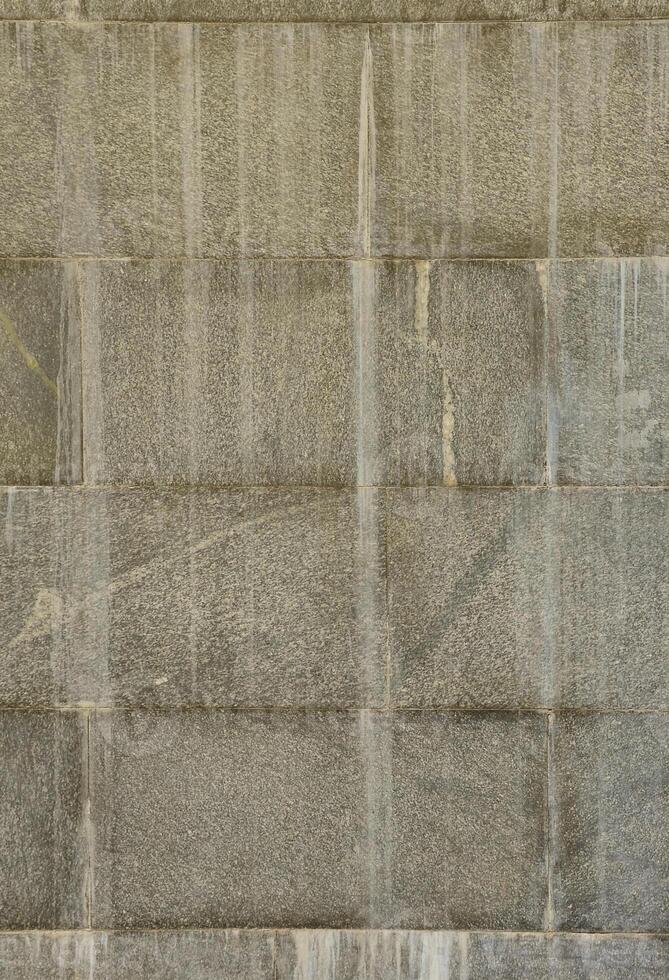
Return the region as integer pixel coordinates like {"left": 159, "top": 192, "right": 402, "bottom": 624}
{"left": 0, "top": 711, "right": 86, "bottom": 929}
{"left": 386, "top": 711, "right": 547, "bottom": 929}
{"left": 274, "top": 930, "right": 669, "bottom": 979}
{"left": 551, "top": 259, "right": 668, "bottom": 485}
{"left": 0, "top": 261, "right": 81, "bottom": 485}
{"left": 89, "top": 709, "right": 546, "bottom": 930}
{"left": 552, "top": 713, "right": 669, "bottom": 933}
{"left": 387, "top": 489, "right": 668, "bottom": 710}
{"left": 0, "top": 929, "right": 668, "bottom": 978}
{"left": 81, "top": 259, "right": 545, "bottom": 487}
{"left": 6, "top": 2, "right": 669, "bottom": 21}
{"left": 89, "top": 710, "right": 376, "bottom": 928}
{"left": 557, "top": 23, "right": 669, "bottom": 257}
{"left": 4, "top": 23, "right": 364, "bottom": 258}
{"left": 371, "top": 23, "right": 555, "bottom": 258}
{"left": 0, "top": 487, "right": 386, "bottom": 708}
{"left": 81, "top": 261, "right": 359, "bottom": 486}
{"left": 0, "top": 25, "right": 65, "bottom": 256}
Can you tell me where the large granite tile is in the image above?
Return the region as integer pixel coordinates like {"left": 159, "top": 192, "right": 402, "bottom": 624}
{"left": 0, "top": 487, "right": 385, "bottom": 708}
{"left": 388, "top": 489, "right": 668, "bottom": 710}
{"left": 552, "top": 713, "right": 669, "bottom": 932}
{"left": 0, "top": 711, "right": 86, "bottom": 929}
{"left": 82, "top": 258, "right": 545, "bottom": 487}
{"left": 551, "top": 259, "right": 668, "bottom": 485}
{"left": 386, "top": 710, "right": 547, "bottom": 929}
{"left": 557, "top": 22, "right": 669, "bottom": 257}
{"left": 0, "top": 261, "right": 81, "bottom": 485}
{"left": 0, "top": 24, "right": 66, "bottom": 256}
{"left": 0, "top": 933, "right": 93, "bottom": 980}
{"left": 65, "top": 23, "right": 363, "bottom": 257}
{"left": 371, "top": 22, "right": 555, "bottom": 258}
{"left": 89, "top": 710, "right": 376, "bottom": 928}
{"left": 89, "top": 709, "right": 546, "bottom": 930}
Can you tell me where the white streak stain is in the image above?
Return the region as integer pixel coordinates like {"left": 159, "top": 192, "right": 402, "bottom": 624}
{"left": 441, "top": 371, "right": 457, "bottom": 487}
{"left": 358, "top": 30, "right": 376, "bottom": 257}
{"left": 179, "top": 23, "right": 203, "bottom": 258}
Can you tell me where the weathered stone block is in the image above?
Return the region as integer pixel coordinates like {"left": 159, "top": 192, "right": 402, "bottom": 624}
{"left": 553, "top": 490, "right": 668, "bottom": 710}
{"left": 386, "top": 710, "right": 547, "bottom": 929}
{"left": 273, "top": 930, "right": 669, "bottom": 979}
{"left": 92, "top": 930, "right": 276, "bottom": 979}
{"left": 81, "top": 259, "right": 545, "bottom": 487}
{"left": 0, "top": 933, "right": 93, "bottom": 980}
{"left": 388, "top": 489, "right": 668, "bottom": 710}
{"left": 371, "top": 23, "right": 555, "bottom": 258}
{"left": 388, "top": 489, "right": 548, "bottom": 708}
{"left": 0, "top": 487, "right": 386, "bottom": 707}
{"left": 89, "top": 710, "right": 376, "bottom": 928}
{"left": 0, "top": 24, "right": 65, "bottom": 256}
{"left": 59, "top": 23, "right": 363, "bottom": 257}
{"left": 89, "top": 709, "right": 546, "bottom": 929}
{"left": 557, "top": 23, "right": 669, "bottom": 257}
{"left": 552, "top": 713, "right": 669, "bottom": 932}
{"left": 550, "top": 259, "right": 668, "bottom": 485}
{"left": 0, "top": 262, "right": 81, "bottom": 485}
{"left": 81, "top": 260, "right": 359, "bottom": 486}
{"left": 0, "top": 710, "right": 86, "bottom": 929}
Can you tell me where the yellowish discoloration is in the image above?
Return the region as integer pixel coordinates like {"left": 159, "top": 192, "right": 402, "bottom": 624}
{"left": 0, "top": 307, "right": 57, "bottom": 398}
{"left": 442, "top": 370, "right": 458, "bottom": 486}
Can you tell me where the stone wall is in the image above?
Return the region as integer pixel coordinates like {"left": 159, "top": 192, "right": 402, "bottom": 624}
{"left": 0, "top": 2, "right": 667, "bottom": 977}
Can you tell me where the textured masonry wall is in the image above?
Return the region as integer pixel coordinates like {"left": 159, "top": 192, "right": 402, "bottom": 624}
{"left": 0, "top": 1, "right": 667, "bottom": 978}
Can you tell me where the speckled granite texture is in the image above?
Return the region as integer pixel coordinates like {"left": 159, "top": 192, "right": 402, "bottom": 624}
{"left": 0, "top": 0, "right": 666, "bottom": 975}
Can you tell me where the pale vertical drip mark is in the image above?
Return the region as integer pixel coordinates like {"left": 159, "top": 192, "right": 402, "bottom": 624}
{"left": 148, "top": 27, "right": 159, "bottom": 244}
{"left": 414, "top": 260, "right": 430, "bottom": 343}
{"left": 457, "top": 24, "right": 473, "bottom": 256}
{"left": 547, "top": 23, "right": 559, "bottom": 259}
{"left": 83, "top": 709, "right": 94, "bottom": 929}
{"left": 358, "top": 29, "right": 376, "bottom": 258}
{"left": 358, "top": 710, "right": 392, "bottom": 930}
{"left": 617, "top": 260, "right": 627, "bottom": 483}
{"left": 538, "top": 259, "right": 557, "bottom": 486}
{"left": 79, "top": 262, "right": 103, "bottom": 484}
{"left": 458, "top": 932, "right": 470, "bottom": 980}
{"left": 179, "top": 23, "right": 203, "bottom": 258}
{"left": 238, "top": 263, "right": 256, "bottom": 483}
{"left": 55, "top": 262, "right": 83, "bottom": 485}
{"left": 3, "top": 486, "right": 15, "bottom": 551}
{"left": 353, "top": 261, "right": 377, "bottom": 487}
{"left": 235, "top": 29, "right": 250, "bottom": 254}
{"left": 64, "top": 0, "right": 82, "bottom": 19}
{"left": 544, "top": 711, "right": 557, "bottom": 931}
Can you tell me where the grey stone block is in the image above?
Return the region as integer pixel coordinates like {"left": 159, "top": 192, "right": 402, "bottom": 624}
{"left": 553, "top": 490, "right": 668, "bottom": 710}
{"left": 422, "top": 260, "right": 546, "bottom": 485}
{"left": 37, "top": 1, "right": 669, "bottom": 22}
{"left": 89, "top": 710, "right": 376, "bottom": 928}
{"left": 274, "top": 930, "right": 669, "bottom": 979}
{"left": 386, "top": 710, "right": 547, "bottom": 929}
{"left": 0, "top": 710, "right": 86, "bottom": 929}
{"left": 388, "top": 489, "right": 549, "bottom": 708}
{"left": 92, "top": 930, "right": 276, "bottom": 980}
{"left": 56, "top": 23, "right": 362, "bottom": 258}
{"left": 89, "top": 709, "right": 546, "bottom": 930}
{"left": 388, "top": 489, "right": 668, "bottom": 710}
{"left": 557, "top": 23, "right": 669, "bottom": 257}
{"left": 550, "top": 259, "right": 668, "bottom": 485}
{"left": 0, "top": 261, "right": 81, "bottom": 485}
{"left": 0, "top": 24, "right": 65, "bottom": 256}
{"left": 552, "top": 712, "right": 669, "bottom": 932}
{"left": 0, "top": 487, "right": 386, "bottom": 708}
{"left": 81, "top": 260, "right": 359, "bottom": 486}
{"left": 371, "top": 23, "right": 555, "bottom": 258}
{"left": 0, "top": 933, "right": 93, "bottom": 980}
{"left": 82, "top": 259, "right": 544, "bottom": 488}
